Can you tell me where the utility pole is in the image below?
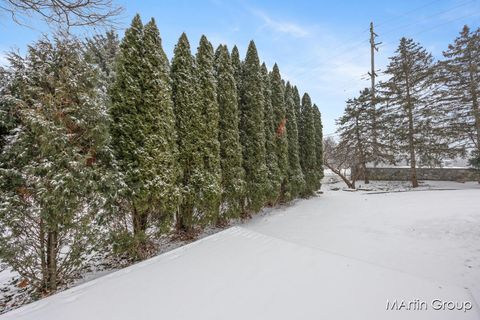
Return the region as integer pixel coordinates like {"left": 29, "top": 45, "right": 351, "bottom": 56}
{"left": 369, "top": 21, "right": 381, "bottom": 169}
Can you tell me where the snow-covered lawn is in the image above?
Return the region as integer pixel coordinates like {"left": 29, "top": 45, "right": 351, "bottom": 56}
{"left": 1, "top": 180, "right": 479, "bottom": 319}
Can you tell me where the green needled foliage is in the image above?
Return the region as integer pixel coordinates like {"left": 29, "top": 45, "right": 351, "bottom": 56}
{"left": 110, "top": 16, "right": 179, "bottom": 258}
{"left": 231, "top": 45, "right": 242, "bottom": 97}
{"left": 299, "top": 93, "right": 319, "bottom": 196}
{"left": 142, "top": 18, "right": 180, "bottom": 217}
{"left": 284, "top": 82, "right": 305, "bottom": 199}
{"left": 195, "top": 35, "right": 222, "bottom": 224}
{"left": 171, "top": 32, "right": 202, "bottom": 232}
{"left": 239, "top": 41, "right": 268, "bottom": 212}
{"left": 214, "top": 45, "right": 246, "bottom": 220}
{"left": 270, "top": 63, "right": 289, "bottom": 202}
{"left": 0, "top": 34, "right": 118, "bottom": 292}
{"left": 261, "top": 63, "right": 280, "bottom": 205}
{"left": 84, "top": 29, "right": 120, "bottom": 92}
{"left": 382, "top": 37, "right": 455, "bottom": 187}
{"left": 313, "top": 104, "right": 324, "bottom": 190}
{"left": 0, "top": 13, "right": 326, "bottom": 295}
{"left": 440, "top": 26, "right": 480, "bottom": 182}
{"left": 292, "top": 85, "right": 302, "bottom": 134}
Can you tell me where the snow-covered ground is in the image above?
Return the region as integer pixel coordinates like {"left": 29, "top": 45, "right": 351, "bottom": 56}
{"left": 1, "top": 180, "right": 479, "bottom": 319}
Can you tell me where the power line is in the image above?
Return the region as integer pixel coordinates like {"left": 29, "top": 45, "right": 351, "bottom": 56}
{"left": 324, "top": 132, "right": 339, "bottom": 137}
{"left": 284, "top": 1, "right": 480, "bottom": 114}
{"left": 314, "top": 7, "right": 478, "bottom": 82}
{"left": 375, "top": 0, "right": 446, "bottom": 29}
{"left": 409, "top": 10, "right": 480, "bottom": 37}
{"left": 294, "top": 0, "right": 476, "bottom": 74}
{"left": 378, "top": 0, "right": 477, "bottom": 37}
{"left": 376, "top": 9, "right": 480, "bottom": 51}
{"left": 288, "top": 2, "right": 478, "bottom": 83}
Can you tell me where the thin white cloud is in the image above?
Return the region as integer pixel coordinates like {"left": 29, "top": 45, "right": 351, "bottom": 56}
{"left": 251, "top": 9, "right": 309, "bottom": 38}
{"left": 274, "top": 36, "right": 387, "bottom": 134}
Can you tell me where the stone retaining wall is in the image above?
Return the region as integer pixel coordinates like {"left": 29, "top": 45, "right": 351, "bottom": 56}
{"left": 359, "top": 167, "right": 479, "bottom": 182}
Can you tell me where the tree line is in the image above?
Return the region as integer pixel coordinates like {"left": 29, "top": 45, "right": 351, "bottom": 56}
{"left": 0, "top": 14, "right": 324, "bottom": 293}
{"left": 327, "top": 25, "right": 480, "bottom": 188}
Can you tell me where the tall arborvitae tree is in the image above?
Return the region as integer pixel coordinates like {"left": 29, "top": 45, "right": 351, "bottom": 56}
{"left": 336, "top": 89, "right": 374, "bottom": 184}
{"left": 231, "top": 45, "right": 242, "bottom": 97}
{"left": 171, "top": 33, "right": 203, "bottom": 232}
{"left": 0, "top": 34, "right": 117, "bottom": 292}
{"left": 440, "top": 25, "right": 480, "bottom": 181}
{"left": 195, "top": 35, "right": 222, "bottom": 224}
{"left": 261, "top": 63, "right": 280, "bottom": 204}
{"left": 293, "top": 86, "right": 305, "bottom": 177}
{"left": 293, "top": 85, "right": 302, "bottom": 133}
{"left": 110, "top": 15, "right": 145, "bottom": 251}
{"left": 214, "top": 45, "right": 246, "bottom": 220}
{"left": 313, "top": 103, "right": 324, "bottom": 188}
{"left": 299, "top": 93, "right": 319, "bottom": 195}
{"left": 110, "top": 16, "right": 179, "bottom": 258}
{"left": 270, "top": 64, "right": 289, "bottom": 201}
{"left": 284, "top": 82, "right": 305, "bottom": 199}
{"left": 142, "top": 18, "right": 180, "bottom": 221}
{"left": 382, "top": 38, "right": 455, "bottom": 187}
{"left": 239, "top": 41, "right": 268, "bottom": 212}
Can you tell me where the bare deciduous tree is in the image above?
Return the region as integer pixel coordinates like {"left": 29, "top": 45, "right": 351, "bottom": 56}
{"left": 0, "top": 0, "right": 123, "bottom": 27}
{"left": 323, "top": 137, "right": 361, "bottom": 189}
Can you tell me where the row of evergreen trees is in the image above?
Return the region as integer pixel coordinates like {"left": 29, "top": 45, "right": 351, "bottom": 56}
{"left": 0, "top": 15, "right": 323, "bottom": 293}
{"left": 334, "top": 25, "right": 480, "bottom": 187}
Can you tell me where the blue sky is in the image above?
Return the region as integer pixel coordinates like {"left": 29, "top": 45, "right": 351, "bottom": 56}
{"left": 1, "top": 0, "right": 479, "bottom": 134}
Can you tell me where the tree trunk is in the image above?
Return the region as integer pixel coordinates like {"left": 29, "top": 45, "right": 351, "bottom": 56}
{"left": 39, "top": 219, "right": 47, "bottom": 289}
{"left": 362, "top": 163, "right": 370, "bottom": 184}
{"left": 354, "top": 113, "right": 369, "bottom": 184}
{"left": 325, "top": 163, "right": 355, "bottom": 189}
{"left": 404, "top": 65, "right": 419, "bottom": 188}
{"left": 132, "top": 203, "right": 149, "bottom": 259}
{"left": 407, "top": 106, "right": 419, "bottom": 188}
{"left": 469, "top": 62, "right": 480, "bottom": 183}
{"left": 278, "top": 178, "right": 288, "bottom": 203}
{"left": 132, "top": 205, "right": 148, "bottom": 237}
{"left": 473, "top": 97, "right": 480, "bottom": 184}
{"left": 176, "top": 202, "right": 193, "bottom": 234}
{"left": 46, "top": 229, "right": 57, "bottom": 292}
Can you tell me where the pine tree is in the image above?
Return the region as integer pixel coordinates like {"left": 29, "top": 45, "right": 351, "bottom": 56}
{"left": 239, "top": 41, "right": 268, "bottom": 212}
{"left": 84, "top": 29, "right": 120, "bottom": 88}
{"left": 261, "top": 63, "right": 280, "bottom": 204}
{"left": 440, "top": 25, "right": 480, "bottom": 182}
{"left": 382, "top": 37, "right": 455, "bottom": 187}
{"left": 0, "top": 67, "right": 16, "bottom": 153}
{"left": 84, "top": 29, "right": 120, "bottom": 130}
{"left": 284, "top": 82, "right": 305, "bottom": 199}
{"left": 299, "top": 93, "right": 319, "bottom": 195}
{"left": 313, "top": 103, "right": 324, "bottom": 189}
{"left": 214, "top": 45, "right": 246, "bottom": 220}
{"left": 336, "top": 89, "right": 374, "bottom": 184}
{"left": 270, "top": 63, "right": 289, "bottom": 201}
{"left": 110, "top": 16, "right": 179, "bottom": 258}
{"left": 195, "top": 35, "right": 222, "bottom": 224}
{"left": 171, "top": 33, "right": 204, "bottom": 232}
{"left": 0, "top": 34, "right": 117, "bottom": 292}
